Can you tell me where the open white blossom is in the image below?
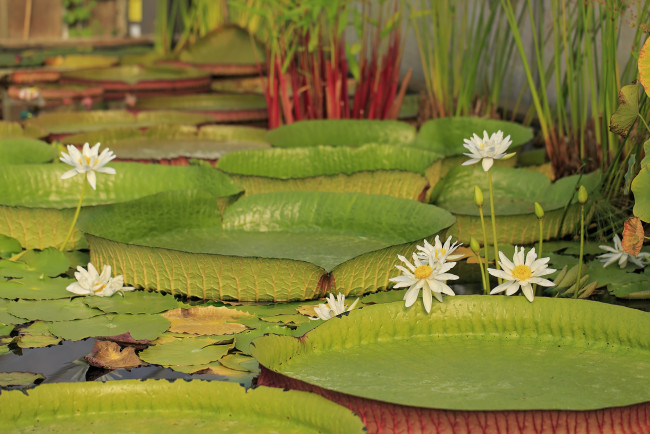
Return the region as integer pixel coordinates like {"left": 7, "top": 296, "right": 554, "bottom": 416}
{"left": 462, "top": 130, "right": 513, "bottom": 171}
{"left": 60, "top": 142, "right": 116, "bottom": 190}
{"left": 488, "top": 247, "right": 555, "bottom": 302}
{"left": 390, "top": 252, "right": 458, "bottom": 313}
{"left": 598, "top": 234, "right": 650, "bottom": 268}
{"left": 416, "top": 235, "right": 463, "bottom": 264}
{"left": 310, "top": 292, "right": 359, "bottom": 321}
{"left": 66, "top": 263, "right": 134, "bottom": 297}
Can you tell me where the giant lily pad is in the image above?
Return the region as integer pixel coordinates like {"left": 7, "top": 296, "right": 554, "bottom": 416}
{"left": 410, "top": 117, "right": 533, "bottom": 176}
{"left": 0, "top": 380, "right": 365, "bottom": 433}
{"left": 216, "top": 144, "right": 442, "bottom": 200}
{"left": 266, "top": 119, "right": 416, "bottom": 148}
{"left": 0, "top": 163, "right": 242, "bottom": 250}
{"left": 133, "top": 93, "right": 268, "bottom": 122}
{"left": 168, "top": 25, "right": 266, "bottom": 75}
{"left": 431, "top": 166, "right": 601, "bottom": 244}
{"left": 253, "top": 296, "right": 650, "bottom": 431}
{"left": 0, "top": 121, "right": 46, "bottom": 139}
{"left": 60, "top": 65, "right": 211, "bottom": 99}
{"left": 62, "top": 124, "right": 269, "bottom": 164}
{"left": 24, "top": 110, "right": 214, "bottom": 139}
{"left": 77, "top": 190, "right": 455, "bottom": 301}
{"left": 0, "top": 138, "right": 57, "bottom": 164}
{"left": 49, "top": 314, "right": 170, "bottom": 341}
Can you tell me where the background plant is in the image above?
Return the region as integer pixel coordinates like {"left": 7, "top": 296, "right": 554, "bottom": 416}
{"left": 63, "top": 0, "right": 101, "bottom": 37}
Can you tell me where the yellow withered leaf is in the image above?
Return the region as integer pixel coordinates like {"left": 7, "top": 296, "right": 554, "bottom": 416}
{"left": 162, "top": 306, "right": 253, "bottom": 335}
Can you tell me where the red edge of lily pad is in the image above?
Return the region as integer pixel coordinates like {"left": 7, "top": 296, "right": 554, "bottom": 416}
{"left": 257, "top": 366, "right": 650, "bottom": 434}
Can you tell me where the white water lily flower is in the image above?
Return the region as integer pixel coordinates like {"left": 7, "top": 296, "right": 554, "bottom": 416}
{"left": 462, "top": 130, "right": 513, "bottom": 171}
{"left": 310, "top": 292, "right": 359, "bottom": 321}
{"left": 390, "top": 252, "right": 458, "bottom": 313}
{"left": 416, "top": 235, "right": 463, "bottom": 263}
{"left": 598, "top": 234, "right": 650, "bottom": 268}
{"left": 66, "top": 263, "right": 134, "bottom": 297}
{"left": 488, "top": 247, "right": 555, "bottom": 302}
{"left": 60, "top": 142, "right": 116, "bottom": 190}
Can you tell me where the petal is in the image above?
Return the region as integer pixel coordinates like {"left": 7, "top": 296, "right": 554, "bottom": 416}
{"left": 403, "top": 286, "right": 420, "bottom": 308}
{"left": 422, "top": 287, "right": 432, "bottom": 313}
{"left": 521, "top": 284, "right": 535, "bottom": 302}
{"left": 86, "top": 171, "right": 97, "bottom": 190}
{"left": 462, "top": 159, "right": 480, "bottom": 166}
{"left": 481, "top": 158, "right": 494, "bottom": 172}
{"left": 505, "top": 282, "right": 521, "bottom": 296}
{"left": 488, "top": 268, "right": 512, "bottom": 280}
{"left": 525, "top": 248, "right": 537, "bottom": 266}
{"left": 529, "top": 277, "right": 555, "bottom": 287}
{"left": 66, "top": 283, "right": 90, "bottom": 295}
{"left": 490, "top": 281, "right": 513, "bottom": 295}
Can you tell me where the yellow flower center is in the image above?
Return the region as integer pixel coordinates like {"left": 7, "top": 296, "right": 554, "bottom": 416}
{"left": 512, "top": 265, "right": 532, "bottom": 281}
{"left": 93, "top": 282, "right": 107, "bottom": 294}
{"left": 434, "top": 248, "right": 447, "bottom": 260}
{"left": 479, "top": 142, "right": 485, "bottom": 149}
{"left": 414, "top": 265, "right": 433, "bottom": 280}
{"left": 84, "top": 155, "right": 92, "bottom": 165}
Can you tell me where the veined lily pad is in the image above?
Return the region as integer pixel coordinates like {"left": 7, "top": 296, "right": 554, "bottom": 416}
{"left": 253, "top": 296, "right": 650, "bottom": 431}
{"left": 77, "top": 190, "right": 455, "bottom": 301}
{"left": 49, "top": 314, "right": 170, "bottom": 341}
{"left": 133, "top": 93, "right": 268, "bottom": 122}
{"left": 0, "top": 163, "right": 242, "bottom": 250}
{"left": 24, "top": 110, "right": 214, "bottom": 138}
{"left": 266, "top": 119, "right": 416, "bottom": 148}
{"left": 0, "top": 380, "right": 365, "bottom": 433}
{"left": 171, "top": 25, "right": 265, "bottom": 75}
{"left": 60, "top": 65, "right": 211, "bottom": 99}
{"left": 0, "top": 138, "right": 58, "bottom": 164}
{"left": 63, "top": 124, "right": 269, "bottom": 163}
{"left": 216, "top": 144, "right": 442, "bottom": 200}
{"left": 8, "top": 298, "right": 102, "bottom": 322}
{"left": 83, "top": 290, "right": 180, "bottom": 314}
{"left": 410, "top": 117, "right": 533, "bottom": 176}
{"left": 431, "top": 166, "right": 601, "bottom": 244}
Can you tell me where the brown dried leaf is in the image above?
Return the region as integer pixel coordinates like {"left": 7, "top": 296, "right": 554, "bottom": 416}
{"left": 85, "top": 341, "right": 142, "bottom": 370}
{"left": 297, "top": 304, "right": 318, "bottom": 317}
{"left": 162, "top": 306, "right": 253, "bottom": 336}
{"left": 622, "top": 217, "right": 644, "bottom": 257}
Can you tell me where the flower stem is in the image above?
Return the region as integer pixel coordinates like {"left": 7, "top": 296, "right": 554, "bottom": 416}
{"left": 478, "top": 207, "right": 490, "bottom": 289}
{"left": 475, "top": 251, "right": 488, "bottom": 295}
{"left": 574, "top": 203, "right": 585, "bottom": 299}
{"left": 487, "top": 170, "right": 501, "bottom": 283}
{"left": 59, "top": 179, "right": 87, "bottom": 252}
{"left": 534, "top": 217, "right": 544, "bottom": 297}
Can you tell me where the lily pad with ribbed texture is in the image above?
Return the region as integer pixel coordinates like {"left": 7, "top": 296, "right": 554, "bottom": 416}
{"left": 0, "top": 380, "right": 365, "bottom": 433}
{"left": 24, "top": 110, "right": 214, "bottom": 136}
{"left": 216, "top": 144, "right": 441, "bottom": 199}
{"left": 134, "top": 93, "right": 266, "bottom": 111}
{"left": 62, "top": 124, "right": 269, "bottom": 161}
{"left": 0, "top": 138, "right": 58, "bottom": 164}
{"left": 61, "top": 64, "right": 211, "bottom": 86}
{"left": 77, "top": 190, "right": 455, "bottom": 301}
{"left": 0, "top": 163, "right": 242, "bottom": 250}
{"left": 431, "top": 166, "right": 600, "bottom": 244}
{"left": 267, "top": 119, "right": 416, "bottom": 148}
{"left": 252, "top": 296, "right": 650, "bottom": 411}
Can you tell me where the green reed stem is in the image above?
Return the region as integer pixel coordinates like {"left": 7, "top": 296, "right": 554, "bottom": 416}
{"left": 574, "top": 203, "right": 585, "bottom": 299}
{"left": 478, "top": 206, "right": 490, "bottom": 289}
{"left": 59, "top": 179, "right": 86, "bottom": 252}
{"left": 487, "top": 170, "right": 501, "bottom": 282}
{"left": 535, "top": 217, "right": 544, "bottom": 297}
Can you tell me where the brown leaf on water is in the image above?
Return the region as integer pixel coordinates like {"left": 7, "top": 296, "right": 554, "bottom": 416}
{"left": 622, "top": 217, "right": 644, "bottom": 257}
{"left": 85, "top": 340, "right": 142, "bottom": 370}
{"left": 297, "top": 304, "right": 318, "bottom": 317}
{"left": 162, "top": 306, "right": 253, "bottom": 336}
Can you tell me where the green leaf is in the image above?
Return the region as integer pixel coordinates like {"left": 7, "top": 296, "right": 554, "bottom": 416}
{"left": 78, "top": 190, "right": 455, "bottom": 301}
{"left": 0, "top": 299, "right": 27, "bottom": 324}
{"left": 639, "top": 36, "right": 650, "bottom": 97}
{"left": 632, "top": 140, "right": 650, "bottom": 222}
{"left": 139, "top": 337, "right": 233, "bottom": 366}
{"left": 177, "top": 25, "right": 266, "bottom": 67}
{"left": 266, "top": 119, "right": 416, "bottom": 148}
{"left": 252, "top": 296, "right": 650, "bottom": 411}
{"left": 0, "top": 380, "right": 365, "bottom": 432}
{"left": 0, "top": 163, "right": 242, "bottom": 250}
{"left": 0, "top": 138, "right": 58, "bottom": 164}
{"left": 0, "top": 276, "right": 74, "bottom": 300}
{"left": 20, "top": 248, "right": 70, "bottom": 277}
{"left": 0, "top": 235, "right": 22, "bottom": 258}
{"left": 16, "top": 321, "right": 61, "bottom": 348}
{"left": 220, "top": 353, "right": 260, "bottom": 373}
{"left": 49, "top": 314, "right": 170, "bottom": 341}
{"left": 83, "top": 291, "right": 180, "bottom": 314}
{"left": 24, "top": 108, "right": 214, "bottom": 136}
{"left": 0, "top": 372, "right": 44, "bottom": 388}
{"left": 609, "top": 84, "right": 640, "bottom": 136}
{"left": 8, "top": 298, "right": 103, "bottom": 322}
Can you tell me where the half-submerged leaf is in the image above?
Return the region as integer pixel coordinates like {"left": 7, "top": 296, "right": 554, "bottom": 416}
{"left": 139, "top": 336, "right": 233, "bottom": 366}
{"left": 85, "top": 340, "right": 143, "bottom": 370}
{"left": 162, "top": 306, "right": 252, "bottom": 335}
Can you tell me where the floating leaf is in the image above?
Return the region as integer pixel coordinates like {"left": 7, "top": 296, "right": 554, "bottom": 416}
{"left": 20, "top": 248, "right": 70, "bottom": 277}
{"left": 85, "top": 341, "right": 143, "bottom": 370}
{"left": 260, "top": 314, "right": 311, "bottom": 325}
{"left": 639, "top": 37, "right": 650, "bottom": 97}
{"left": 49, "top": 314, "right": 170, "bottom": 341}
{"left": 219, "top": 353, "right": 260, "bottom": 373}
{"left": 0, "top": 235, "right": 21, "bottom": 259}
{"left": 622, "top": 217, "right": 645, "bottom": 257}
{"left": 162, "top": 306, "right": 252, "bottom": 336}
{"left": 8, "top": 298, "right": 102, "bottom": 322}
{"left": 0, "top": 372, "right": 44, "bottom": 387}
{"left": 235, "top": 326, "right": 294, "bottom": 354}
{"left": 0, "top": 276, "right": 74, "bottom": 300}
{"left": 609, "top": 84, "right": 641, "bottom": 136}
{"left": 297, "top": 304, "right": 318, "bottom": 317}
{"left": 0, "top": 322, "right": 13, "bottom": 336}
{"left": 84, "top": 291, "right": 180, "bottom": 315}
{"left": 0, "top": 299, "right": 26, "bottom": 324}
{"left": 0, "top": 138, "right": 58, "bottom": 165}
{"left": 139, "top": 337, "right": 233, "bottom": 366}
{"left": 632, "top": 140, "right": 650, "bottom": 222}
{"left": 16, "top": 321, "right": 61, "bottom": 348}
